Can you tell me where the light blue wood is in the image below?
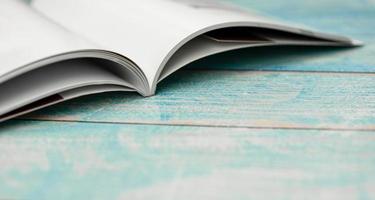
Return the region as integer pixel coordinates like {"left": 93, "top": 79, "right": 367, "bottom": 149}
{"left": 1, "top": 0, "right": 375, "bottom": 199}
{"left": 25, "top": 70, "right": 375, "bottom": 131}
{"left": 1, "top": 120, "right": 375, "bottom": 200}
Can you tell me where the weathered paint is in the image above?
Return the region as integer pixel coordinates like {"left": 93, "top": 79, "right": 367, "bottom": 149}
{"left": 25, "top": 71, "right": 375, "bottom": 131}
{"left": 1, "top": 0, "right": 375, "bottom": 199}
{"left": 0, "top": 120, "right": 375, "bottom": 200}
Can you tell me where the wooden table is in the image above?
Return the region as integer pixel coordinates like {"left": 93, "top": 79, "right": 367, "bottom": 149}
{"left": 1, "top": 0, "right": 374, "bottom": 199}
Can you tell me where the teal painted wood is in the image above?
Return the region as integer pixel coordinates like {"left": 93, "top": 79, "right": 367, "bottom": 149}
{"left": 187, "top": 0, "right": 375, "bottom": 72}
{"left": 24, "top": 70, "right": 375, "bottom": 131}
{"left": 1, "top": 1, "right": 374, "bottom": 199}
{"left": 1, "top": 120, "right": 375, "bottom": 200}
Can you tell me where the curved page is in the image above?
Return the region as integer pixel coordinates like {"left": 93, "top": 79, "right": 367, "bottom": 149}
{"left": 0, "top": 59, "right": 131, "bottom": 119}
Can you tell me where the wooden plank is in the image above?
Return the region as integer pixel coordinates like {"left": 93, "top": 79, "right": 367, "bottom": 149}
{"left": 1, "top": 120, "right": 374, "bottom": 199}
{"left": 23, "top": 70, "right": 375, "bottom": 131}
{"left": 187, "top": 0, "right": 375, "bottom": 72}
{"left": 232, "top": 0, "right": 375, "bottom": 33}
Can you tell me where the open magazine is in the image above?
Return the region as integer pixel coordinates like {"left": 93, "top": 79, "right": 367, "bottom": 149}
{"left": 0, "top": 0, "right": 362, "bottom": 122}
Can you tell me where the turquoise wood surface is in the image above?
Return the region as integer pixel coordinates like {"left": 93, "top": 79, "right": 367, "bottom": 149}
{"left": 1, "top": 0, "right": 375, "bottom": 199}
{"left": 25, "top": 70, "right": 375, "bottom": 131}
{"left": 1, "top": 121, "right": 375, "bottom": 200}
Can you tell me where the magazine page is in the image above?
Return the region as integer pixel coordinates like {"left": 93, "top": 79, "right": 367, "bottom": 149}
{"left": 31, "top": 0, "right": 357, "bottom": 92}
{"left": 0, "top": 59, "right": 129, "bottom": 118}
{"left": 0, "top": 0, "right": 98, "bottom": 82}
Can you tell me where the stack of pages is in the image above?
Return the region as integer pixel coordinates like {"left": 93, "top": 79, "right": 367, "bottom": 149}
{"left": 0, "top": 0, "right": 361, "bottom": 122}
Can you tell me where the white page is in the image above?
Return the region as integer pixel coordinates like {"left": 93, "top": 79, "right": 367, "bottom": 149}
{"left": 31, "top": 0, "right": 357, "bottom": 92}
{"left": 0, "top": 0, "right": 98, "bottom": 82}
{"left": 0, "top": 59, "right": 128, "bottom": 115}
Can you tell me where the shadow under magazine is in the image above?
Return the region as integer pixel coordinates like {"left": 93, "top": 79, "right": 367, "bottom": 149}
{"left": 184, "top": 45, "right": 358, "bottom": 71}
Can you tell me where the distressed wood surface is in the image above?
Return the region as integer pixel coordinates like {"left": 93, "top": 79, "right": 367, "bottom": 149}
{"left": 1, "top": 120, "right": 375, "bottom": 200}
{"left": 24, "top": 70, "right": 375, "bottom": 131}
{"left": 1, "top": 0, "right": 375, "bottom": 199}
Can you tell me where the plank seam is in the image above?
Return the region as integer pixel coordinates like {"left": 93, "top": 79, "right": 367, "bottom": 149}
{"left": 14, "top": 118, "right": 375, "bottom": 132}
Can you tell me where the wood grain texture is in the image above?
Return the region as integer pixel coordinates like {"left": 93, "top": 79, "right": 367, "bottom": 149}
{"left": 24, "top": 70, "right": 375, "bottom": 131}
{"left": 1, "top": 120, "right": 375, "bottom": 200}
{"left": 1, "top": 0, "right": 374, "bottom": 199}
